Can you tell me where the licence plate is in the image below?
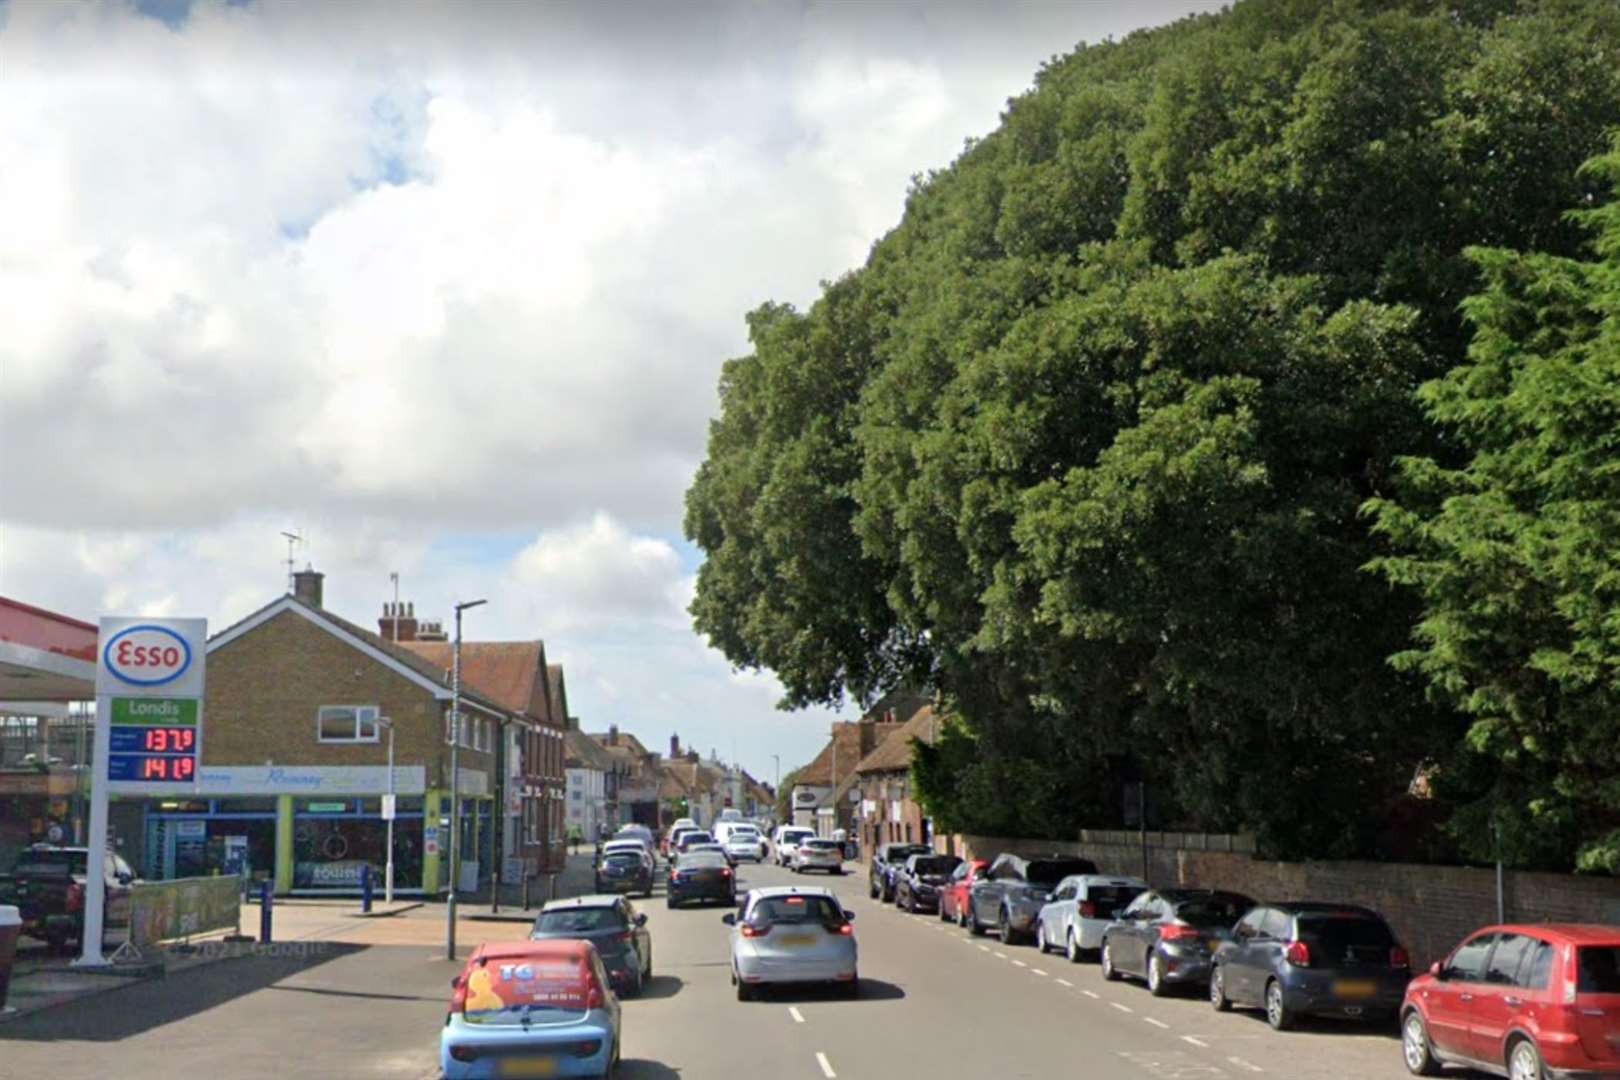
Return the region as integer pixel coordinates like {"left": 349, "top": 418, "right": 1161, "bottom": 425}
{"left": 779, "top": 934, "right": 816, "bottom": 948}
{"left": 1334, "top": 980, "right": 1377, "bottom": 998}
{"left": 497, "top": 1057, "right": 558, "bottom": 1079}
{"left": 1207, "top": 939, "right": 1223, "bottom": 953}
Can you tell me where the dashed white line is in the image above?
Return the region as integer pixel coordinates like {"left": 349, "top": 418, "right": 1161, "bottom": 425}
{"left": 816, "top": 1051, "right": 837, "bottom": 1078}
{"left": 1011, "top": 960, "right": 1027, "bottom": 968}
{"left": 1227, "top": 1057, "right": 1264, "bottom": 1073}
{"left": 789, "top": 1006, "right": 805, "bottom": 1024}
{"left": 1144, "top": 1017, "right": 1170, "bottom": 1029}
{"left": 1031, "top": 968, "right": 1048, "bottom": 977}
{"left": 978, "top": 945, "right": 990, "bottom": 952}
{"left": 1110, "top": 1001, "right": 1134, "bottom": 1013}
{"left": 1181, "top": 1036, "right": 1209, "bottom": 1048}
{"left": 1081, "top": 989, "right": 1101, "bottom": 999}
{"left": 994, "top": 951, "right": 1009, "bottom": 959}
{"left": 1055, "top": 977, "right": 1074, "bottom": 987}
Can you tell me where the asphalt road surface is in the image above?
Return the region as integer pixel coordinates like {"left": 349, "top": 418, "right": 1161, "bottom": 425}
{"left": 0, "top": 859, "right": 1477, "bottom": 1080}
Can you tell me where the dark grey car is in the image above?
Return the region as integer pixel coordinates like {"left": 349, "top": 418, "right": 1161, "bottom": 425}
{"left": 967, "top": 854, "right": 1099, "bottom": 943}
{"left": 530, "top": 894, "right": 652, "bottom": 996}
{"left": 1100, "top": 888, "right": 1255, "bottom": 995}
{"left": 894, "top": 853, "right": 962, "bottom": 914}
{"left": 1209, "top": 902, "right": 1411, "bottom": 1028}
{"left": 868, "top": 843, "right": 931, "bottom": 903}
{"left": 666, "top": 850, "right": 737, "bottom": 909}
{"left": 594, "top": 849, "right": 654, "bottom": 897}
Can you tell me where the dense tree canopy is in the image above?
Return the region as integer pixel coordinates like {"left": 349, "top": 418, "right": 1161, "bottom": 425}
{"left": 686, "top": 0, "right": 1620, "bottom": 864}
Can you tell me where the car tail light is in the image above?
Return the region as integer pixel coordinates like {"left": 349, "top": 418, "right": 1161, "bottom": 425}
{"left": 568, "top": 1039, "right": 603, "bottom": 1058}
{"left": 1390, "top": 946, "right": 1410, "bottom": 969}
{"left": 837, "top": 923, "right": 854, "bottom": 936}
{"left": 448, "top": 1045, "right": 477, "bottom": 1063}
{"left": 586, "top": 981, "right": 606, "bottom": 1009}
{"left": 1160, "top": 924, "right": 1199, "bottom": 942}
{"left": 1285, "top": 940, "right": 1311, "bottom": 967}
{"left": 450, "top": 975, "right": 468, "bottom": 1013}
{"left": 65, "top": 881, "right": 85, "bottom": 913}
{"left": 1080, "top": 901, "right": 1097, "bottom": 918}
{"left": 740, "top": 923, "right": 771, "bottom": 938}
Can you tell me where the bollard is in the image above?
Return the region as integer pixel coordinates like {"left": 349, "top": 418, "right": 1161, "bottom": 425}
{"left": 361, "top": 863, "right": 373, "bottom": 914}
{"left": 259, "top": 881, "right": 273, "bottom": 944}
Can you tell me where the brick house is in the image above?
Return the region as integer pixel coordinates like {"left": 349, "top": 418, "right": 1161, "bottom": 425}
{"left": 789, "top": 691, "right": 923, "bottom": 829}
{"left": 589, "top": 726, "right": 661, "bottom": 828}
{"left": 853, "top": 700, "right": 940, "bottom": 855}
{"left": 125, "top": 569, "right": 525, "bottom": 896}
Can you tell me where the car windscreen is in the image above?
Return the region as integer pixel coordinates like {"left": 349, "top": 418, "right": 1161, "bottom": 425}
{"left": 1084, "top": 886, "right": 1141, "bottom": 918}
{"left": 1577, "top": 946, "right": 1620, "bottom": 993}
{"left": 751, "top": 895, "right": 845, "bottom": 927}
{"left": 1295, "top": 915, "right": 1394, "bottom": 963}
{"left": 1026, "top": 860, "right": 1095, "bottom": 886}
{"left": 783, "top": 831, "right": 814, "bottom": 843}
{"left": 534, "top": 907, "right": 624, "bottom": 934}
{"left": 804, "top": 840, "right": 840, "bottom": 850}
{"left": 728, "top": 830, "right": 760, "bottom": 840}
{"left": 11, "top": 851, "right": 87, "bottom": 877}
{"left": 676, "top": 852, "right": 729, "bottom": 869}
{"left": 1173, "top": 897, "right": 1253, "bottom": 929}
{"left": 602, "top": 852, "right": 643, "bottom": 866}
{"left": 462, "top": 959, "right": 592, "bottom": 1024}
{"left": 912, "top": 857, "right": 958, "bottom": 876}
{"left": 681, "top": 833, "right": 713, "bottom": 845}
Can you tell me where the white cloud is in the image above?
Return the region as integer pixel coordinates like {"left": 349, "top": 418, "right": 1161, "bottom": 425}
{"left": 0, "top": 0, "right": 1223, "bottom": 777}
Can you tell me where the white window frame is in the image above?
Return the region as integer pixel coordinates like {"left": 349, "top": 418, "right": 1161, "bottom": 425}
{"left": 317, "top": 705, "right": 379, "bottom": 744}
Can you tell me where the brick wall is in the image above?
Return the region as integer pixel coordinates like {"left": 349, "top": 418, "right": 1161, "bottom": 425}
{"left": 949, "top": 832, "right": 1620, "bottom": 970}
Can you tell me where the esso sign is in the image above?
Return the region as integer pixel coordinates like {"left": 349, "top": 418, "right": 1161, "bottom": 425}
{"left": 103, "top": 625, "right": 193, "bottom": 687}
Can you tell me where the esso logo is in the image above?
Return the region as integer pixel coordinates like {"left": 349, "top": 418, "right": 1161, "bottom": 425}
{"left": 103, "top": 625, "right": 193, "bottom": 687}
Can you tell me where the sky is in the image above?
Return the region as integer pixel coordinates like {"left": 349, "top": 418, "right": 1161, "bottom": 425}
{"left": 0, "top": 0, "right": 1223, "bottom": 783}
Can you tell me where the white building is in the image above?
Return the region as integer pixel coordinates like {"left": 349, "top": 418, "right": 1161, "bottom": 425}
{"left": 564, "top": 727, "right": 614, "bottom": 842}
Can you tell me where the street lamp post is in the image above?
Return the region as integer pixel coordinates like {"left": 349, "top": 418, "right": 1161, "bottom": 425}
{"left": 378, "top": 716, "right": 396, "bottom": 904}
{"left": 448, "top": 598, "right": 487, "bottom": 962}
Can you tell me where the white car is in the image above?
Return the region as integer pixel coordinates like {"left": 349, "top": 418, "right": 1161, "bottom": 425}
{"left": 792, "top": 838, "right": 845, "bottom": 875}
{"left": 722, "top": 828, "right": 765, "bottom": 863}
{"left": 600, "top": 839, "right": 655, "bottom": 869}
{"left": 772, "top": 826, "right": 815, "bottom": 866}
{"left": 724, "top": 886, "right": 858, "bottom": 1001}
{"left": 1034, "top": 873, "right": 1148, "bottom": 960}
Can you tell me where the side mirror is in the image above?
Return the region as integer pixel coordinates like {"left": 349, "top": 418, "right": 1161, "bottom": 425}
{"left": 1429, "top": 962, "right": 1444, "bottom": 979}
{"left": 635, "top": 913, "right": 648, "bottom": 927}
{"left": 450, "top": 976, "right": 463, "bottom": 989}
{"left": 843, "top": 910, "right": 855, "bottom": 921}
{"left": 721, "top": 913, "right": 736, "bottom": 926}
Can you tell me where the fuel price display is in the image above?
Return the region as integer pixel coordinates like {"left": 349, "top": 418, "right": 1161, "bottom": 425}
{"left": 107, "top": 698, "right": 202, "bottom": 786}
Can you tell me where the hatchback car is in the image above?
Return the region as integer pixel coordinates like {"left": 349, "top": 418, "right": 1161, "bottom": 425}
{"left": 725, "top": 886, "right": 858, "bottom": 1000}
{"left": 1210, "top": 902, "right": 1410, "bottom": 1027}
{"left": 441, "top": 938, "right": 621, "bottom": 1079}
{"left": 529, "top": 895, "right": 652, "bottom": 997}
{"left": 774, "top": 827, "right": 816, "bottom": 867}
{"left": 1102, "top": 888, "right": 1254, "bottom": 995}
{"left": 675, "top": 831, "right": 715, "bottom": 856}
{"left": 722, "top": 828, "right": 766, "bottom": 863}
{"left": 793, "top": 838, "right": 847, "bottom": 875}
{"left": 1400, "top": 923, "right": 1620, "bottom": 1079}
{"left": 594, "top": 849, "right": 654, "bottom": 898}
{"left": 666, "top": 850, "right": 736, "bottom": 909}
{"left": 939, "top": 859, "right": 990, "bottom": 927}
{"left": 1035, "top": 873, "right": 1148, "bottom": 961}
{"left": 968, "top": 853, "right": 1101, "bottom": 943}
{"left": 894, "top": 853, "right": 963, "bottom": 913}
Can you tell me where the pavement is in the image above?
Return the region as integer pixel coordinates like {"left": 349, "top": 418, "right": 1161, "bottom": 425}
{"left": 0, "top": 854, "right": 1498, "bottom": 1079}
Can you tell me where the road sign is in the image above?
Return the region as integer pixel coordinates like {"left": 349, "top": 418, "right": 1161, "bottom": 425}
{"left": 381, "top": 794, "right": 397, "bottom": 821}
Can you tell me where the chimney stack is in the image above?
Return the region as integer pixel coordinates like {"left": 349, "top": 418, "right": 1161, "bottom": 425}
{"left": 670, "top": 733, "right": 680, "bottom": 759}
{"left": 608, "top": 724, "right": 619, "bottom": 747}
{"left": 292, "top": 565, "right": 324, "bottom": 608}
{"left": 380, "top": 601, "right": 421, "bottom": 642}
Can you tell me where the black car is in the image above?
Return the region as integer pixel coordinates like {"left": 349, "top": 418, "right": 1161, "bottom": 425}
{"left": 894, "top": 853, "right": 962, "bottom": 914}
{"left": 869, "top": 843, "right": 932, "bottom": 903}
{"left": 594, "top": 849, "right": 654, "bottom": 897}
{"left": 1209, "top": 902, "right": 1411, "bottom": 1028}
{"left": 530, "top": 894, "right": 652, "bottom": 996}
{"left": 1101, "top": 888, "right": 1255, "bottom": 995}
{"left": 666, "top": 850, "right": 736, "bottom": 909}
{"left": 967, "top": 853, "right": 1099, "bottom": 943}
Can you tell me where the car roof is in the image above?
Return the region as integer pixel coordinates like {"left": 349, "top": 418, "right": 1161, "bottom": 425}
{"left": 1265, "top": 901, "right": 1383, "bottom": 918}
{"left": 540, "top": 895, "right": 623, "bottom": 911}
{"left": 1058, "top": 874, "right": 1145, "bottom": 887}
{"left": 1157, "top": 888, "right": 1254, "bottom": 905}
{"left": 1481, "top": 923, "right": 1620, "bottom": 945}
{"left": 747, "top": 885, "right": 837, "bottom": 900}
{"left": 474, "top": 938, "right": 593, "bottom": 962}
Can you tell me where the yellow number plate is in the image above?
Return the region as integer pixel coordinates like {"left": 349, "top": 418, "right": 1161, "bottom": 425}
{"left": 779, "top": 934, "right": 817, "bottom": 947}
{"left": 1334, "top": 980, "right": 1377, "bottom": 998}
{"left": 497, "top": 1057, "right": 558, "bottom": 1078}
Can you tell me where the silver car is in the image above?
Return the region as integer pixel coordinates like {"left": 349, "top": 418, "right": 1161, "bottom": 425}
{"left": 791, "top": 838, "right": 845, "bottom": 874}
{"left": 724, "top": 886, "right": 859, "bottom": 1000}
{"left": 1034, "top": 873, "right": 1148, "bottom": 961}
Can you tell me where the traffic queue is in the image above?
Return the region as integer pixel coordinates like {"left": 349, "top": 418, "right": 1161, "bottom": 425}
{"left": 870, "top": 841, "right": 1620, "bottom": 1080}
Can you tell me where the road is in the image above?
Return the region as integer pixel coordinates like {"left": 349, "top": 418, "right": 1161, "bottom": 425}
{"left": 0, "top": 857, "right": 1461, "bottom": 1080}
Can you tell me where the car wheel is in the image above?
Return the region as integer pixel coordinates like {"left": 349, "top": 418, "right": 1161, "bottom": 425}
{"left": 1066, "top": 929, "right": 1082, "bottom": 964}
{"left": 903, "top": 890, "right": 915, "bottom": 914}
{"left": 736, "top": 978, "right": 753, "bottom": 1002}
{"left": 958, "top": 905, "right": 970, "bottom": 930}
{"left": 1147, "top": 951, "right": 1169, "bottom": 997}
{"left": 626, "top": 967, "right": 644, "bottom": 998}
{"left": 969, "top": 903, "right": 987, "bottom": 937}
{"left": 1210, "top": 965, "right": 1231, "bottom": 1012}
{"left": 869, "top": 879, "right": 879, "bottom": 900}
{"left": 1101, "top": 939, "right": 1121, "bottom": 981}
{"left": 1401, "top": 1010, "right": 1440, "bottom": 1076}
{"left": 1036, "top": 922, "right": 1049, "bottom": 953}
{"left": 998, "top": 907, "right": 1020, "bottom": 945}
{"left": 1265, "top": 980, "right": 1294, "bottom": 1031}
{"left": 842, "top": 977, "right": 860, "bottom": 1000}
{"left": 1508, "top": 1037, "right": 1545, "bottom": 1080}
{"left": 666, "top": 897, "right": 679, "bottom": 910}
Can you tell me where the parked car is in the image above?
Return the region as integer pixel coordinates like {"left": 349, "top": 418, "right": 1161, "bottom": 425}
{"left": 594, "top": 849, "right": 655, "bottom": 897}
{"left": 868, "top": 843, "right": 932, "bottom": 903}
{"left": 773, "top": 826, "right": 816, "bottom": 867}
{"left": 1208, "top": 902, "right": 1408, "bottom": 1027}
{"left": 441, "top": 937, "right": 621, "bottom": 1079}
{"left": 1101, "top": 888, "right": 1254, "bottom": 995}
{"left": 1400, "top": 923, "right": 1620, "bottom": 1078}
{"left": 1035, "top": 873, "right": 1148, "bottom": 961}
{"left": 792, "top": 838, "right": 846, "bottom": 875}
{"left": 968, "top": 853, "right": 1099, "bottom": 943}
{"left": 5, "top": 845, "right": 137, "bottom": 952}
{"left": 724, "top": 886, "right": 858, "bottom": 1001}
{"left": 894, "top": 853, "right": 963, "bottom": 914}
{"left": 939, "top": 859, "right": 990, "bottom": 927}
{"left": 529, "top": 894, "right": 652, "bottom": 997}
{"left": 666, "top": 850, "right": 736, "bottom": 909}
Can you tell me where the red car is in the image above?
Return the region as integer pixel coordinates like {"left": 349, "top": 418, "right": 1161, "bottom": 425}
{"left": 938, "top": 859, "right": 990, "bottom": 928}
{"left": 1401, "top": 922, "right": 1620, "bottom": 1079}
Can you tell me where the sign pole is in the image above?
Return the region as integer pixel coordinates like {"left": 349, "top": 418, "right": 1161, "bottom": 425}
{"left": 75, "top": 695, "right": 112, "bottom": 967}
{"left": 385, "top": 720, "right": 395, "bottom": 905}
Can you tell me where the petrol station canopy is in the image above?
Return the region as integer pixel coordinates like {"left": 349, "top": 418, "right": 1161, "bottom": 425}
{"left": 0, "top": 596, "right": 97, "bottom": 702}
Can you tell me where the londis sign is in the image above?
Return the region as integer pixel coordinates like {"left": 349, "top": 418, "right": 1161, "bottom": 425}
{"left": 96, "top": 617, "right": 206, "bottom": 699}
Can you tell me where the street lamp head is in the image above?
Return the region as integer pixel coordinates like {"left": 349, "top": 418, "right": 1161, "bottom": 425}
{"left": 455, "top": 598, "right": 488, "bottom": 613}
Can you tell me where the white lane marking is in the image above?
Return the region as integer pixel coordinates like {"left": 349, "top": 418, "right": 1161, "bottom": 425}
{"left": 1181, "top": 1036, "right": 1209, "bottom": 1048}
{"left": 1144, "top": 1017, "right": 1170, "bottom": 1029}
{"left": 1011, "top": 960, "right": 1027, "bottom": 968}
{"left": 1056, "top": 977, "right": 1074, "bottom": 987}
{"left": 994, "top": 951, "right": 1009, "bottom": 960}
{"left": 1227, "top": 1059, "right": 1263, "bottom": 1074}
{"left": 816, "top": 1051, "right": 837, "bottom": 1078}
{"left": 789, "top": 1006, "right": 805, "bottom": 1024}
{"left": 1111, "top": 1001, "right": 1134, "bottom": 1013}
{"left": 1031, "top": 968, "right": 1048, "bottom": 977}
{"left": 1082, "top": 989, "right": 1101, "bottom": 999}
{"left": 978, "top": 945, "right": 990, "bottom": 952}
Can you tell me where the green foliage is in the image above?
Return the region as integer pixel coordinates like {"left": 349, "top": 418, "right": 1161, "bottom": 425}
{"left": 688, "top": 0, "right": 1620, "bottom": 866}
{"left": 1369, "top": 135, "right": 1620, "bottom": 872}
{"left": 774, "top": 766, "right": 804, "bottom": 824}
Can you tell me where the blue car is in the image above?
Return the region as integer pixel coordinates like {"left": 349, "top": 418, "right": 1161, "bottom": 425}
{"left": 441, "top": 938, "right": 622, "bottom": 1079}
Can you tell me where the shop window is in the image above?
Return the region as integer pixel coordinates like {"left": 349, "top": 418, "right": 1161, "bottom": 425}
{"left": 317, "top": 705, "right": 380, "bottom": 743}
